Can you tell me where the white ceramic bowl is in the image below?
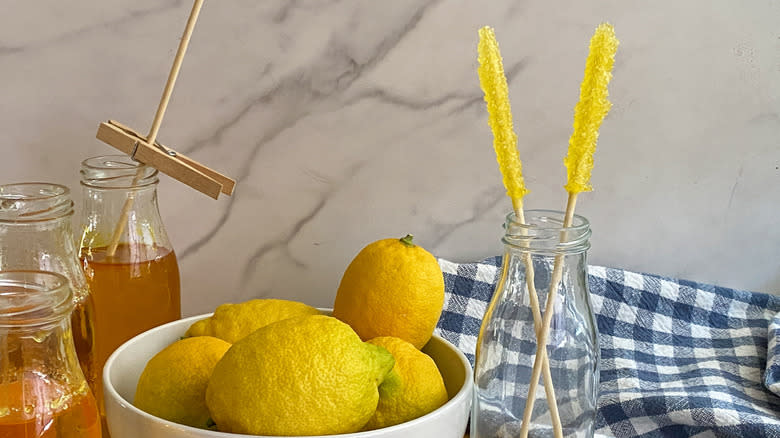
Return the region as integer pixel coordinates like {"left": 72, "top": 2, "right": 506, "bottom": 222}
{"left": 103, "top": 313, "right": 473, "bottom": 438}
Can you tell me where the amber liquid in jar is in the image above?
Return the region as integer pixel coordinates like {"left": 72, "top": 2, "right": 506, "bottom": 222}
{"left": 0, "top": 183, "right": 99, "bottom": 422}
{"left": 70, "top": 295, "right": 97, "bottom": 402}
{"left": 0, "top": 376, "right": 101, "bottom": 438}
{"left": 80, "top": 243, "right": 181, "bottom": 424}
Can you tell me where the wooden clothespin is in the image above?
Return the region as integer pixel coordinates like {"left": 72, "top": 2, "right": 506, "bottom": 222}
{"left": 95, "top": 0, "right": 235, "bottom": 200}
{"left": 96, "top": 120, "right": 234, "bottom": 199}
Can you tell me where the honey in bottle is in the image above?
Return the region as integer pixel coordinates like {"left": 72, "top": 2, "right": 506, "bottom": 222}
{"left": 0, "top": 183, "right": 97, "bottom": 403}
{"left": 0, "top": 271, "right": 101, "bottom": 438}
{"left": 79, "top": 155, "right": 181, "bottom": 435}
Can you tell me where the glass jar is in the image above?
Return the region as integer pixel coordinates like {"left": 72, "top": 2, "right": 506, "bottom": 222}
{"left": 0, "top": 183, "right": 97, "bottom": 396}
{"left": 0, "top": 270, "right": 101, "bottom": 437}
{"left": 472, "top": 210, "right": 598, "bottom": 438}
{"left": 79, "top": 155, "right": 181, "bottom": 427}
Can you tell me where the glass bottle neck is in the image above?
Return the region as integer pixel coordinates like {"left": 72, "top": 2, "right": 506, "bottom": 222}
{"left": 502, "top": 210, "right": 591, "bottom": 256}
{"left": 80, "top": 184, "right": 172, "bottom": 253}
{"left": 0, "top": 212, "right": 80, "bottom": 267}
{"left": 81, "top": 183, "right": 160, "bottom": 208}
{"left": 0, "top": 271, "right": 89, "bottom": 400}
{"left": 0, "top": 184, "right": 89, "bottom": 301}
{"left": 79, "top": 155, "right": 172, "bottom": 255}
{"left": 1, "top": 317, "right": 85, "bottom": 388}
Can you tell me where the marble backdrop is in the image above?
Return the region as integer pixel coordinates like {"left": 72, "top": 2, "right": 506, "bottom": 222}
{"left": 1, "top": 0, "right": 778, "bottom": 314}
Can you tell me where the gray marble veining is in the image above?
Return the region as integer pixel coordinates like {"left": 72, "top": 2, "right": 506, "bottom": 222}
{"left": 1, "top": 0, "right": 778, "bottom": 315}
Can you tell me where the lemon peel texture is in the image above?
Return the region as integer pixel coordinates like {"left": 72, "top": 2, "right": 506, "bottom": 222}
{"left": 134, "top": 336, "right": 231, "bottom": 429}
{"left": 332, "top": 235, "right": 444, "bottom": 349}
{"left": 185, "top": 298, "right": 320, "bottom": 343}
{"left": 205, "top": 315, "right": 395, "bottom": 436}
{"left": 363, "top": 337, "right": 448, "bottom": 430}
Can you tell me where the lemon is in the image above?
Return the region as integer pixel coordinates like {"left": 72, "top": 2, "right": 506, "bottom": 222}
{"left": 134, "top": 336, "right": 231, "bottom": 429}
{"left": 363, "top": 336, "right": 448, "bottom": 430}
{"left": 205, "top": 314, "right": 395, "bottom": 435}
{"left": 333, "top": 235, "right": 445, "bottom": 349}
{"left": 185, "top": 298, "right": 320, "bottom": 343}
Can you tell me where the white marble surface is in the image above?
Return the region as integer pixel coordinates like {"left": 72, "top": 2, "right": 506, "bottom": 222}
{"left": 1, "top": 1, "right": 778, "bottom": 314}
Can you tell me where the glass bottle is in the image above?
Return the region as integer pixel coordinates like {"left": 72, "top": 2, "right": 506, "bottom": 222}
{"left": 0, "top": 183, "right": 97, "bottom": 398}
{"left": 472, "top": 210, "right": 598, "bottom": 438}
{"left": 78, "top": 155, "right": 181, "bottom": 428}
{"left": 0, "top": 270, "right": 101, "bottom": 437}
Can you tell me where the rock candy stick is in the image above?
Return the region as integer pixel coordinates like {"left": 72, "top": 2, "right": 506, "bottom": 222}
{"left": 518, "top": 23, "right": 618, "bottom": 438}
{"left": 564, "top": 23, "right": 618, "bottom": 194}
{"left": 476, "top": 27, "right": 528, "bottom": 213}
{"left": 475, "top": 26, "right": 564, "bottom": 438}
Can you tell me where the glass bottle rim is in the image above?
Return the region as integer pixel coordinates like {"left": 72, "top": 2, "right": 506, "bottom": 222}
{"left": 0, "top": 183, "right": 74, "bottom": 223}
{"left": 502, "top": 209, "right": 591, "bottom": 254}
{"left": 81, "top": 154, "right": 159, "bottom": 190}
{"left": 0, "top": 270, "right": 73, "bottom": 328}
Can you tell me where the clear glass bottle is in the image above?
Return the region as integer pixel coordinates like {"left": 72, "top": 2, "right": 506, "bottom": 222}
{"left": 78, "top": 155, "right": 181, "bottom": 428}
{"left": 472, "top": 210, "right": 598, "bottom": 438}
{"left": 0, "top": 270, "right": 101, "bottom": 437}
{"left": 0, "top": 183, "right": 97, "bottom": 397}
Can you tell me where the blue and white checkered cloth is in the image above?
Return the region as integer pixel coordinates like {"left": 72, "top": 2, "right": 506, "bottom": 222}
{"left": 434, "top": 256, "right": 780, "bottom": 437}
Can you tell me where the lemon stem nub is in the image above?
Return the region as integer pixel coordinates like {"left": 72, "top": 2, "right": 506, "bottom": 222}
{"left": 399, "top": 235, "right": 415, "bottom": 247}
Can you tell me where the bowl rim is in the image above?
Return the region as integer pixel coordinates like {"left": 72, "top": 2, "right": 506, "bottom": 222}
{"left": 103, "top": 312, "right": 474, "bottom": 437}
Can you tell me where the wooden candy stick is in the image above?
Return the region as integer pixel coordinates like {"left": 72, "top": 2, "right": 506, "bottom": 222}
{"left": 518, "top": 192, "right": 577, "bottom": 438}
{"left": 106, "top": 0, "right": 206, "bottom": 257}
{"left": 475, "top": 26, "right": 564, "bottom": 438}
{"left": 518, "top": 23, "right": 618, "bottom": 438}
{"left": 513, "top": 200, "right": 564, "bottom": 435}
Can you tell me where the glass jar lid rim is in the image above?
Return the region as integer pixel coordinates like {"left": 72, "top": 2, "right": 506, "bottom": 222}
{"left": 504, "top": 209, "right": 590, "bottom": 232}
{"left": 0, "top": 182, "right": 70, "bottom": 200}
{"left": 502, "top": 209, "right": 591, "bottom": 252}
{"left": 81, "top": 154, "right": 158, "bottom": 189}
{"left": 81, "top": 154, "right": 151, "bottom": 170}
{"left": 0, "top": 182, "right": 74, "bottom": 222}
{"left": 0, "top": 270, "right": 73, "bottom": 327}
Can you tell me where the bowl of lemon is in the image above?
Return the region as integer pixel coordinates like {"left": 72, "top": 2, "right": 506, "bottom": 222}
{"left": 103, "top": 236, "right": 473, "bottom": 437}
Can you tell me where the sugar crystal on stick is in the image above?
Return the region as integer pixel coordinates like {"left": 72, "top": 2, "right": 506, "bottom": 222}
{"left": 477, "top": 27, "right": 528, "bottom": 209}
{"left": 563, "top": 23, "right": 618, "bottom": 194}
{"left": 476, "top": 26, "right": 566, "bottom": 438}
{"left": 518, "top": 23, "right": 619, "bottom": 438}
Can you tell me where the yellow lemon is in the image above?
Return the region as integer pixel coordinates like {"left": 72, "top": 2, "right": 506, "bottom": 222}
{"left": 363, "top": 336, "right": 448, "bottom": 430}
{"left": 205, "top": 314, "right": 395, "bottom": 436}
{"left": 185, "top": 298, "right": 320, "bottom": 343}
{"left": 134, "top": 336, "right": 231, "bottom": 429}
{"left": 333, "top": 235, "right": 445, "bottom": 349}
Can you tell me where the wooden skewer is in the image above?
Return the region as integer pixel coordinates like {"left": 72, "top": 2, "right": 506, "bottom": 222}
{"left": 475, "top": 198, "right": 563, "bottom": 438}
{"left": 513, "top": 199, "right": 564, "bottom": 438}
{"left": 106, "top": 0, "right": 205, "bottom": 257}
{"left": 519, "top": 192, "right": 578, "bottom": 438}
{"left": 474, "top": 26, "right": 563, "bottom": 435}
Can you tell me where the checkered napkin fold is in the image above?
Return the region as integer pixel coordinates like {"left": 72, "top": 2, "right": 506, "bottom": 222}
{"left": 433, "top": 256, "right": 780, "bottom": 438}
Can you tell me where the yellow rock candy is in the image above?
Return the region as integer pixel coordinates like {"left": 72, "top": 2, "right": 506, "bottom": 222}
{"left": 478, "top": 26, "right": 528, "bottom": 207}
{"left": 564, "top": 23, "right": 619, "bottom": 194}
